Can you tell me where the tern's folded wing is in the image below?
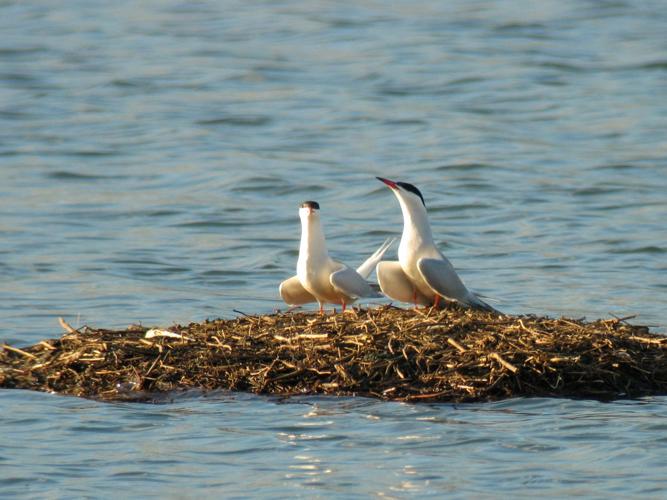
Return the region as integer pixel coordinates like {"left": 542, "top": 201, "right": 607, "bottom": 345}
{"left": 417, "top": 257, "right": 472, "bottom": 304}
{"left": 376, "top": 261, "right": 431, "bottom": 305}
{"left": 279, "top": 276, "right": 317, "bottom": 305}
{"left": 419, "top": 258, "right": 500, "bottom": 312}
{"left": 330, "top": 266, "right": 380, "bottom": 299}
{"left": 355, "top": 237, "right": 396, "bottom": 279}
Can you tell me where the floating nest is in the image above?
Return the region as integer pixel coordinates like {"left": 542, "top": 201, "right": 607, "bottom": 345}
{"left": 1, "top": 306, "right": 665, "bottom": 402}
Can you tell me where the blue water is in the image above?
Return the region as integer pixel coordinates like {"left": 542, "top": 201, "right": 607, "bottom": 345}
{"left": 1, "top": 0, "right": 666, "bottom": 497}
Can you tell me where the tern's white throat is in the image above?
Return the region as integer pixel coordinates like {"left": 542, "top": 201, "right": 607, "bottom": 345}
{"left": 298, "top": 202, "right": 329, "bottom": 268}
{"left": 394, "top": 189, "right": 434, "bottom": 248}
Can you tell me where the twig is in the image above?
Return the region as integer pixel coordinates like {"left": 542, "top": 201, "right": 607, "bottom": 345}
{"left": 404, "top": 390, "right": 449, "bottom": 400}
{"left": 38, "top": 341, "right": 56, "bottom": 350}
{"left": 518, "top": 319, "right": 544, "bottom": 335}
{"left": 610, "top": 313, "right": 638, "bottom": 324}
{"left": 490, "top": 352, "right": 518, "bottom": 373}
{"left": 447, "top": 337, "right": 467, "bottom": 353}
{"left": 58, "top": 317, "right": 78, "bottom": 334}
{"left": 629, "top": 336, "right": 666, "bottom": 346}
{"left": 2, "top": 344, "right": 37, "bottom": 360}
{"left": 145, "top": 354, "right": 162, "bottom": 377}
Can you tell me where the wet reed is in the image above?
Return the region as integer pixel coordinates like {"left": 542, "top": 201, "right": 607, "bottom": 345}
{"left": 1, "top": 306, "right": 665, "bottom": 402}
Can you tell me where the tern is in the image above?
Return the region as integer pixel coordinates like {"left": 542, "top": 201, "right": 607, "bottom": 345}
{"left": 375, "top": 177, "right": 499, "bottom": 313}
{"left": 280, "top": 201, "right": 394, "bottom": 313}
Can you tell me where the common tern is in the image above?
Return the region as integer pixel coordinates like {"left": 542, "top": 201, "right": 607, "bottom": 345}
{"left": 376, "top": 178, "right": 499, "bottom": 313}
{"left": 280, "top": 201, "right": 394, "bottom": 313}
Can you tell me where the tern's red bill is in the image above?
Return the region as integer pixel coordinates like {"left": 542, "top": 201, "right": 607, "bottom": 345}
{"left": 376, "top": 177, "right": 398, "bottom": 189}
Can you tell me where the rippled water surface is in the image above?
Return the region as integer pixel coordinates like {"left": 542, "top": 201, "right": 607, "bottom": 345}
{"left": 1, "top": 0, "right": 666, "bottom": 497}
{"left": 3, "top": 392, "right": 667, "bottom": 498}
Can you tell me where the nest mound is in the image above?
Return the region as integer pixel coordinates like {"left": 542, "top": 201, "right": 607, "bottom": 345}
{"left": 1, "top": 306, "right": 665, "bottom": 402}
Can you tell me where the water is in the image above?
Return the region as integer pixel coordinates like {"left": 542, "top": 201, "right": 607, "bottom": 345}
{"left": 2, "top": 392, "right": 666, "bottom": 498}
{"left": 1, "top": 0, "right": 666, "bottom": 496}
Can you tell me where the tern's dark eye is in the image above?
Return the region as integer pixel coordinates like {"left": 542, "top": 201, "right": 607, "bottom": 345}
{"left": 300, "top": 201, "right": 320, "bottom": 210}
{"left": 396, "top": 182, "right": 425, "bottom": 207}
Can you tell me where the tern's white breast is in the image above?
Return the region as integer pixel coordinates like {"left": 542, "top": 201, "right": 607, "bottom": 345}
{"left": 398, "top": 238, "right": 438, "bottom": 298}
{"left": 298, "top": 255, "right": 345, "bottom": 303}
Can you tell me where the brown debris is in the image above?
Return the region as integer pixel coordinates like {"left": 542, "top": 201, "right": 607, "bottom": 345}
{"left": 1, "top": 306, "right": 665, "bottom": 403}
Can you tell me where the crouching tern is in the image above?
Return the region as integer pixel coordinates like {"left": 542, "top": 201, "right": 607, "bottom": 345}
{"left": 376, "top": 178, "right": 499, "bottom": 313}
{"left": 280, "top": 201, "right": 394, "bottom": 313}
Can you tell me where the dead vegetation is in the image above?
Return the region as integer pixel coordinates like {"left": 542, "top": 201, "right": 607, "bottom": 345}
{"left": 1, "top": 306, "right": 665, "bottom": 402}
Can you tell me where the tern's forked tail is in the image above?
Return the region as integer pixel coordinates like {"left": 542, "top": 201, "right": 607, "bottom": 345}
{"left": 355, "top": 237, "right": 396, "bottom": 279}
{"left": 468, "top": 293, "right": 503, "bottom": 314}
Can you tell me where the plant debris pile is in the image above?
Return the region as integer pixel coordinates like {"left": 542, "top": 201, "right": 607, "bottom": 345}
{"left": 1, "top": 306, "right": 665, "bottom": 402}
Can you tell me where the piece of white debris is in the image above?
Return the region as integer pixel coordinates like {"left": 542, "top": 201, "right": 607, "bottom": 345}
{"left": 144, "top": 329, "right": 192, "bottom": 341}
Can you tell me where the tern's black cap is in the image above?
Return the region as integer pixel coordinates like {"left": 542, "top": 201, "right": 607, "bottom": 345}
{"left": 300, "top": 201, "right": 320, "bottom": 210}
{"left": 396, "top": 182, "right": 425, "bottom": 207}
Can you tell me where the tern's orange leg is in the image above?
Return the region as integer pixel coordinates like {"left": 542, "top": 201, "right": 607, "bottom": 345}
{"left": 433, "top": 295, "right": 441, "bottom": 309}
{"left": 319, "top": 303, "right": 324, "bottom": 315}
{"left": 342, "top": 300, "right": 347, "bottom": 313}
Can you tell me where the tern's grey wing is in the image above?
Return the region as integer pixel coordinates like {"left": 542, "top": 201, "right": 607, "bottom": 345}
{"left": 376, "top": 261, "right": 431, "bottom": 305}
{"left": 418, "top": 258, "right": 500, "bottom": 312}
{"left": 279, "top": 275, "right": 317, "bottom": 306}
{"left": 355, "top": 237, "right": 396, "bottom": 279}
{"left": 417, "top": 257, "right": 473, "bottom": 304}
{"left": 330, "top": 265, "right": 380, "bottom": 299}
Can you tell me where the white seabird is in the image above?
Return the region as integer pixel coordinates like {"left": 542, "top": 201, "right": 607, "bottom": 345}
{"left": 280, "top": 200, "right": 393, "bottom": 313}
{"left": 375, "top": 177, "right": 499, "bottom": 313}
